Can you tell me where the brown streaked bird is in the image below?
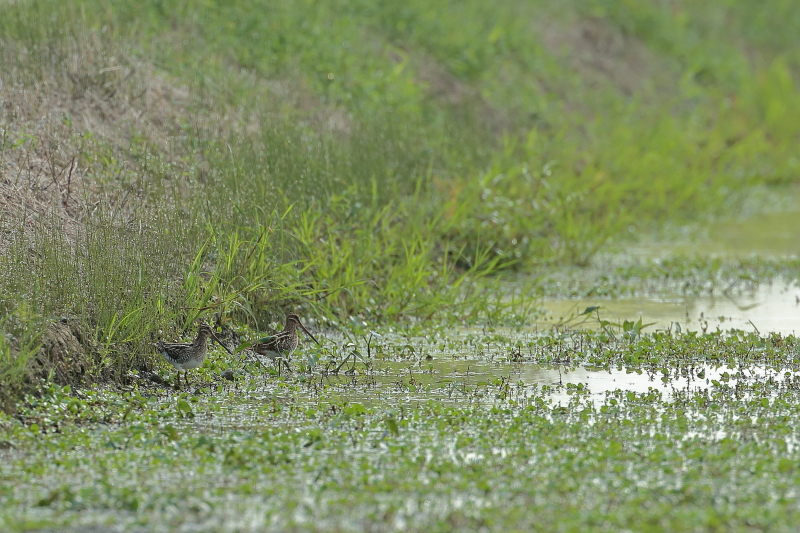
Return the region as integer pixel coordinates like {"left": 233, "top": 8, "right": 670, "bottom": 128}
{"left": 252, "top": 314, "right": 319, "bottom": 373}
{"left": 154, "top": 323, "right": 233, "bottom": 387}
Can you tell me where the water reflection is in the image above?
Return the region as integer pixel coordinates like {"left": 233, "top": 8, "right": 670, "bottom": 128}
{"left": 514, "top": 363, "right": 781, "bottom": 406}
{"left": 288, "top": 358, "right": 791, "bottom": 409}
{"left": 541, "top": 282, "right": 800, "bottom": 335}
{"left": 625, "top": 186, "right": 800, "bottom": 259}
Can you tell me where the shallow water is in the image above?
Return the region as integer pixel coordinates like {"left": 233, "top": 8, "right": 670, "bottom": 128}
{"left": 311, "top": 358, "right": 789, "bottom": 407}
{"left": 512, "top": 363, "right": 787, "bottom": 405}
{"left": 544, "top": 186, "right": 800, "bottom": 334}
{"left": 231, "top": 334, "right": 796, "bottom": 416}
{"left": 625, "top": 186, "right": 800, "bottom": 260}
{"left": 541, "top": 279, "right": 800, "bottom": 335}
{"left": 8, "top": 320, "right": 800, "bottom": 532}
{"left": 629, "top": 211, "right": 800, "bottom": 260}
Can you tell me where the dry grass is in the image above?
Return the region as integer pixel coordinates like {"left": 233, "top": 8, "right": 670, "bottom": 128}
{"left": 0, "top": 39, "right": 191, "bottom": 235}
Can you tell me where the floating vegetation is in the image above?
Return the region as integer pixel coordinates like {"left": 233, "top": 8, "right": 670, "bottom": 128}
{"left": 3, "top": 329, "right": 800, "bottom": 530}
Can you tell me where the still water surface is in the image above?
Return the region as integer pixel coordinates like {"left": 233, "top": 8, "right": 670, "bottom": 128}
{"left": 543, "top": 189, "right": 800, "bottom": 335}
{"left": 541, "top": 283, "right": 800, "bottom": 336}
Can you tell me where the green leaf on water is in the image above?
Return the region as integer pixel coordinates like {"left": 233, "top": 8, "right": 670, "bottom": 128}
{"left": 351, "top": 349, "right": 366, "bottom": 363}
{"left": 176, "top": 399, "right": 194, "bottom": 418}
{"left": 385, "top": 416, "right": 399, "bottom": 437}
{"left": 233, "top": 341, "right": 254, "bottom": 354}
{"left": 304, "top": 428, "right": 323, "bottom": 447}
{"left": 344, "top": 403, "right": 367, "bottom": 416}
{"left": 778, "top": 457, "right": 795, "bottom": 473}
{"left": 161, "top": 425, "right": 179, "bottom": 441}
{"left": 607, "top": 441, "right": 623, "bottom": 455}
{"left": 581, "top": 306, "right": 600, "bottom": 315}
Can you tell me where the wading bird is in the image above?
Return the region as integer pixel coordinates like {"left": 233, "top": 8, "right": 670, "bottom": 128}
{"left": 154, "top": 323, "right": 233, "bottom": 387}
{"left": 252, "top": 314, "right": 319, "bottom": 374}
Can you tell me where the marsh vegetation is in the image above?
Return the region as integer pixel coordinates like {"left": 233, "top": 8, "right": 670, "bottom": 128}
{"left": 2, "top": 0, "right": 800, "bottom": 530}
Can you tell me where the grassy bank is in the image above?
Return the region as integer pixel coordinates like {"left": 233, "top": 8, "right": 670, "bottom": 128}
{"left": 1, "top": 0, "right": 800, "bottom": 403}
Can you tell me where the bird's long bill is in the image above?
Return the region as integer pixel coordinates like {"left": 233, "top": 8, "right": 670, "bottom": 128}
{"left": 209, "top": 330, "right": 234, "bottom": 356}
{"left": 297, "top": 321, "right": 320, "bottom": 345}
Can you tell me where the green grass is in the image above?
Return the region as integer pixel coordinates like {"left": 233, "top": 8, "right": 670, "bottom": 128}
{"left": 1, "top": 0, "right": 800, "bottom": 401}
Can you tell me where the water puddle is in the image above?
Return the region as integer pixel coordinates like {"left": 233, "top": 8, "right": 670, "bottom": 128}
{"left": 545, "top": 185, "right": 800, "bottom": 334}
{"left": 540, "top": 282, "right": 800, "bottom": 335}
{"left": 510, "top": 363, "right": 786, "bottom": 406}
{"left": 311, "top": 359, "right": 792, "bottom": 407}
{"left": 628, "top": 211, "right": 800, "bottom": 259}
{"left": 624, "top": 185, "right": 800, "bottom": 260}
{"left": 212, "top": 355, "right": 797, "bottom": 420}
